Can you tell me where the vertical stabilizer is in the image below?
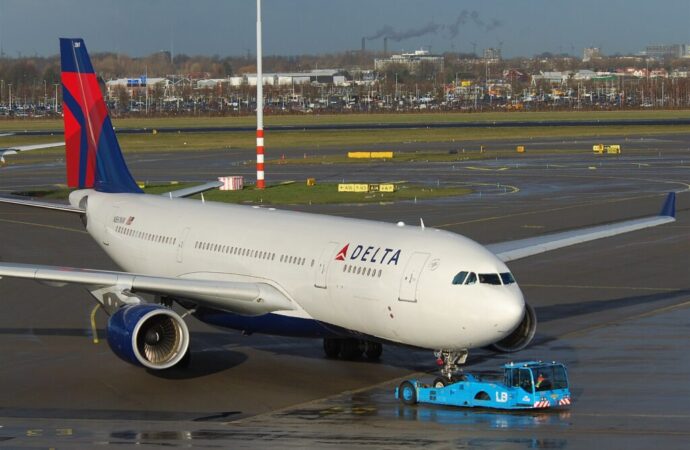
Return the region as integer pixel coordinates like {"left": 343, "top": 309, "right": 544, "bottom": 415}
{"left": 60, "top": 38, "right": 142, "bottom": 193}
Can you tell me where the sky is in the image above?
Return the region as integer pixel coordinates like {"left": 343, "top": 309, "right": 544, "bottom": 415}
{"left": 1, "top": 0, "right": 689, "bottom": 59}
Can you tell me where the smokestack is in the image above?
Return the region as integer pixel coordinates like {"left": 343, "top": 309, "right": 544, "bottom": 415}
{"left": 384, "top": 37, "right": 388, "bottom": 56}
{"left": 361, "top": 37, "right": 365, "bottom": 54}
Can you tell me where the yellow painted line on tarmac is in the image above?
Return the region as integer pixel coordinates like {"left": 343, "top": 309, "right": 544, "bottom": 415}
{"left": 521, "top": 283, "right": 678, "bottom": 292}
{"left": 0, "top": 218, "right": 87, "bottom": 234}
{"left": 560, "top": 300, "right": 690, "bottom": 339}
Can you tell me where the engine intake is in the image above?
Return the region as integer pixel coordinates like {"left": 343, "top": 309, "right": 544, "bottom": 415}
{"left": 490, "top": 302, "right": 537, "bottom": 353}
{"left": 107, "top": 304, "right": 190, "bottom": 369}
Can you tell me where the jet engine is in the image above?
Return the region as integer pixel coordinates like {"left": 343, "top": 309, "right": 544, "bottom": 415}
{"left": 107, "top": 304, "right": 190, "bottom": 369}
{"left": 490, "top": 303, "right": 537, "bottom": 353}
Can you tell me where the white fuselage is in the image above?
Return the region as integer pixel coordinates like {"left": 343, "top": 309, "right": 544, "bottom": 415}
{"left": 81, "top": 190, "right": 525, "bottom": 350}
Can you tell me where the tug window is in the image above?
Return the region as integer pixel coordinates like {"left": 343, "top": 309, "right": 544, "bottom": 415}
{"left": 479, "top": 273, "right": 502, "bottom": 285}
{"left": 452, "top": 271, "right": 468, "bottom": 285}
{"left": 500, "top": 272, "right": 516, "bottom": 285}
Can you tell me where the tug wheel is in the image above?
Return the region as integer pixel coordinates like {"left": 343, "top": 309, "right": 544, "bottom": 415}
{"left": 399, "top": 381, "right": 417, "bottom": 405}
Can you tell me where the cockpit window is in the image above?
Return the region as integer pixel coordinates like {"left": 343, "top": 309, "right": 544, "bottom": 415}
{"left": 478, "top": 273, "right": 502, "bottom": 285}
{"left": 500, "top": 272, "right": 516, "bottom": 285}
{"left": 452, "top": 271, "right": 468, "bottom": 285}
{"left": 465, "top": 272, "right": 477, "bottom": 285}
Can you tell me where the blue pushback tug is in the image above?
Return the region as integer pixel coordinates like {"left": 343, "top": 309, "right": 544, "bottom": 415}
{"left": 396, "top": 361, "right": 571, "bottom": 410}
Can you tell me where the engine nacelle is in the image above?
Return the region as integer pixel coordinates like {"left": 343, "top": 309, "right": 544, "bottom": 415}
{"left": 107, "top": 304, "right": 190, "bottom": 370}
{"left": 490, "top": 303, "right": 537, "bottom": 353}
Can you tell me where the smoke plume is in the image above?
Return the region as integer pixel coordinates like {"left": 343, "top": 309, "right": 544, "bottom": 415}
{"left": 367, "top": 22, "right": 442, "bottom": 42}
{"left": 448, "top": 10, "right": 503, "bottom": 39}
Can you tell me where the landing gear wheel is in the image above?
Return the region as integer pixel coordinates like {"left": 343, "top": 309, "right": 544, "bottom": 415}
{"left": 399, "top": 381, "right": 417, "bottom": 405}
{"left": 323, "top": 338, "right": 341, "bottom": 359}
{"left": 432, "top": 377, "right": 448, "bottom": 388}
{"left": 339, "top": 338, "right": 363, "bottom": 360}
{"left": 364, "top": 341, "right": 383, "bottom": 360}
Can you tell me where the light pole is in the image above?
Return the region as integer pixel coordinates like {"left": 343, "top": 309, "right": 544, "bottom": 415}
{"left": 255, "top": 0, "right": 265, "bottom": 189}
{"left": 54, "top": 83, "right": 59, "bottom": 114}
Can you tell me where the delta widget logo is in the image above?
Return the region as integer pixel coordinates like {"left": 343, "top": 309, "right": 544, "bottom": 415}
{"left": 335, "top": 243, "right": 401, "bottom": 265}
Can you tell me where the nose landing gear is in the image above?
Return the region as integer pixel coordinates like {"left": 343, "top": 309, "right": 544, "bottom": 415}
{"left": 434, "top": 349, "right": 469, "bottom": 381}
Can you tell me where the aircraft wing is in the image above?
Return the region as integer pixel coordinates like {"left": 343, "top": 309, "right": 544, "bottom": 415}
{"left": 0, "top": 196, "right": 85, "bottom": 213}
{"left": 0, "top": 262, "right": 294, "bottom": 316}
{"left": 0, "top": 142, "right": 64, "bottom": 155}
{"left": 487, "top": 192, "right": 676, "bottom": 263}
{"left": 162, "top": 180, "right": 224, "bottom": 198}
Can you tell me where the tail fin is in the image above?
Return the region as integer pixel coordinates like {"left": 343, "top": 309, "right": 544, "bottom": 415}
{"left": 60, "top": 38, "right": 142, "bottom": 193}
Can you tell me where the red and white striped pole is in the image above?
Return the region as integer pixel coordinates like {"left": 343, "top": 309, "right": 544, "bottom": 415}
{"left": 255, "top": 0, "right": 265, "bottom": 189}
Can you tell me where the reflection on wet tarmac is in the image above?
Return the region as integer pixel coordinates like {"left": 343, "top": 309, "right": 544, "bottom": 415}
{"left": 395, "top": 406, "right": 572, "bottom": 429}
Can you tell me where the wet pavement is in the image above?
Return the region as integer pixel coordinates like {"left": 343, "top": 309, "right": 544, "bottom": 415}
{"left": 0, "top": 133, "right": 689, "bottom": 448}
{"left": 2, "top": 302, "right": 689, "bottom": 448}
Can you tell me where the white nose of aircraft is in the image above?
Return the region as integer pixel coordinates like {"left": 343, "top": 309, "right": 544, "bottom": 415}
{"left": 486, "top": 287, "right": 526, "bottom": 338}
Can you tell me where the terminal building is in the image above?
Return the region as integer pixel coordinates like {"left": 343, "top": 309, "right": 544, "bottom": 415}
{"left": 374, "top": 49, "right": 444, "bottom": 73}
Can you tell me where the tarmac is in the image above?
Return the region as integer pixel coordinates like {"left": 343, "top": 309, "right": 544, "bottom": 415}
{"left": 0, "top": 132, "right": 689, "bottom": 448}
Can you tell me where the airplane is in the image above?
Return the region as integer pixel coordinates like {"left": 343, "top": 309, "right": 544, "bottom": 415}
{"left": 0, "top": 139, "right": 64, "bottom": 164}
{"left": 0, "top": 38, "right": 678, "bottom": 380}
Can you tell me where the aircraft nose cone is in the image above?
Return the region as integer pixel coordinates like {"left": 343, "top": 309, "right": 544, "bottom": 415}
{"left": 491, "top": 289, "right": 525, "bottom": 334}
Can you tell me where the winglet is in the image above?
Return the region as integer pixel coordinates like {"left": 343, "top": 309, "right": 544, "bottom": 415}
{"left": 659, "top": 192, "right": 676, "bottom": 218}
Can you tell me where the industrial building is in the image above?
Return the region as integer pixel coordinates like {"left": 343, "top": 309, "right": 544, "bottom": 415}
{"left": 582, "top": 47, "right": 602, "bottom": 62}
{"left": 483, "top": 48, "right": 502, "bottom": 63}
{"left": 644, "top": 44, "right": 689, "bottom": 59}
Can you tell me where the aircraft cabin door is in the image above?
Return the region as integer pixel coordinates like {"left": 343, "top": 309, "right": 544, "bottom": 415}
{"left": 314, "top": 242, "right": 340, "bottom": 289}
{"left": 176, "top": 227, "right": 190, "bottom": 263}
{"left": 398, "top": 252, "right": 430, "bottom": 302}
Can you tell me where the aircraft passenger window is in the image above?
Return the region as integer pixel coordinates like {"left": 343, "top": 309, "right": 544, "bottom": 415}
{"left": 343, "top": 265, "right": 347, "bottom": 272}
{"left": 465, "top": 272, "right": 477, "bottom": 285}
{"left": 479, "top": 273, "right": 502, "bottom": 285}
{"left": 378, "top": 269, "right": 382, "bottom": 277}
{"left": 452, "top": 271, "right": 468, "bottom": 285}
{"left": 500, "top": 272, "right": 516, "bottom": 285}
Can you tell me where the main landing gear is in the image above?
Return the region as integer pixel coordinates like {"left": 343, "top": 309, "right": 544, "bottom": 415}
{"left": 323, "top": 338, "right": 383, "bottom": 361}
{"left": 432, "top": 349, "right": 469, "bottom": 387}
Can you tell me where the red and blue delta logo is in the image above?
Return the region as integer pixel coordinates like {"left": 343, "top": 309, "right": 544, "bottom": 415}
{"left": 335, "top": 243, "right": 401, "bottom": 265}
